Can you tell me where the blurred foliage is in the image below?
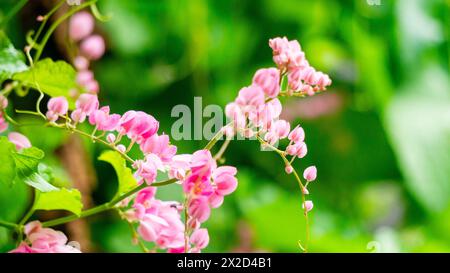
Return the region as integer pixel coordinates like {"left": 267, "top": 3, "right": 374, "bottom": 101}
{"left": 0, "top": 0, "right": 449, "bottom": 252}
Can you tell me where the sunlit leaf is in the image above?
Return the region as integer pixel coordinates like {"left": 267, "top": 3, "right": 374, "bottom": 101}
{"left": 0, "top": 31, "right": 28, "bottom": 83}
{"left": 12, "top": 58, "right": 78, "bottom": 107}
{"left": 34, "top": 188, "right": 83, "bottom": 216}
{"left": 98, "top": 150, "right": 137, "bottom": 198}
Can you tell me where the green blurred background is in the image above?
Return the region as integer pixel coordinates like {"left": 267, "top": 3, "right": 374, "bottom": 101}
{"left": 1, "top": 0, "right": 449, "bottom": 252}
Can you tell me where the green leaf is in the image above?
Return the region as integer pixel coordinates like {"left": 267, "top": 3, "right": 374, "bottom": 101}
{"left": 0, "top": 137, "right": 17, "bottom": 186}
{"left": 12, "top": 147, "right": 57, "bottom": 192}
{"left": 98, "top": 150, "right": 137, "bottom": 198}
{"left": 12, "top": 58, "right": 78, "bottom": 107}
{"left": 34, "top": 188, "right": 83, "bottom": 216}
{"left": 0, "top": 31, "right": 28, "bottom": 83}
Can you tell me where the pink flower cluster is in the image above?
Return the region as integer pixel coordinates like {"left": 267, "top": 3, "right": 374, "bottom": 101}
{"left": 269, "top": 37, "right": 331, "bottom": 96}
{"left": 225, "top": 37, "right": 329, "bottom": 212}
{"left": 10, "top": 221, "right": 81, "bottom": 253}
{"left": 69, "top": 11, "right": 106, "bottom": 94}
{"left": 123, "top": 188, "right": 185, "bottom": 251}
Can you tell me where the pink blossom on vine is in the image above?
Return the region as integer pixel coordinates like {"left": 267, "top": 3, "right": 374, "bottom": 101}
{"left": 89, "top": 106, "right": 121, "bottom": 131}
{"left": 69, "top": 11, "right": 94, "bottom": 42}
{"left": 253, "top": 68, "right": 280, "bottom": 98}
{"left": 188, "top": 196, "right": 211, "bottom": 223}
{"left": 74, "top": 56, "right": 89, "bottom": 70}
{"left": 9, "top": 221, "right": 81, "bottom": 253}
{"left": 190, "top": 228, "right": 209, "bottom": 251}
{"left": 46, "top": 96, "right": 69, "bottom": 122}
{"left": 76, "top": 70, "right": 94, "bottom": 85}
{"left": 303, "top": 166, "right": 317, "bottom": 182}
{"left": 8, "top": 132, "right": 31, "bottom": 150}
{"left": 134, "top": 156, "right": 163, "bottom": 185}
{"left": 212, "top": 166, "right": 238, "bottom": 196}
{"left": 235, "top": 85, "right": 265, "bottom": 111}
{"left": 168, "top": 154, "right": 192, "bottom": 180}
{"left": 303, "top": 200, "right": 314, "bottom": 212}
{"left": 106, "top": 133, "right": 116, "bottom": 143}
{"left": 288, "top": 125, "right": 305, "bottom": 143}
{"left": 133, "top": 200, "right": 184, "bottom": 250}
{"left": 80, "top": 35, "right": 106, "bottom": 60}
{"left": 140, "top": 134, "right": 177, "bottom": 162}
{"left": 116, "top": 144, "right": 126, "bottom": 153}
{"left": 285, "top": 165, "right": 293, "bottom": 174}
{"left": 118, "top": 111, "right": 159, "bottom": 144}
{"left": 74, "top": 93, "right": 99, "bottom": 116}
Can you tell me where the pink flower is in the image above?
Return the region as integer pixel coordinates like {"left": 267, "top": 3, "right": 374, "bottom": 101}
{"left": 89, "top": 106, "right": 121, "bottom": 131}
{"left": 235, "top": 85, "right": 265, "bottom": 111}
{"left": 74, "top": 55, "right": 89, "bottom": 70}
{"left": 212, "top": 166, "right": 238, "bottom": 196}
{"left": 71, "top": 109, "right": 86, "bottom": 123}
{"left": 46, "top": 96, "right": 69, "bottom": 122}
{"left": 189, "top": 150, "right": 216, "bottom": 178}
{"left": 106, "top": 133, "right": 116, "bottom": 143}
{"left": 10, "top": 221, "right": 81, "bottom": 253}
{"left": 135, "top": 188, "right": 157, "bottom": 207}
{"left": 134, "top": 156, "right": 163, "bottom": 185}
{"left": 8, "top": 132, "right": 31, "bottom": 150}
{"left": 168, "top": 154, "right": 192, "bottom": 180}
{"left": 288, "top": 126, "right": 305, "bottom": 143}
{"left": 288, "top": 67, "right": 303, "bottom": 91}
{"left": 188, "top": 197, "right": 211, "bottom": 223}
{"left": 69, "top": 11, "right": 94, "bottom": 42}
{"left": 272, "top": 119, "right": 291, "bottom": 139}
{"left": 140, "top": 134, "right": 177, "bottom": 162}
{"left": 0, "top": 113, "right": 9, "bottom": 133}
{"left": 0, "top": 94, "right": 8, "bottom": 109}
{"left": 76, "top": 70, "right": 94, "bottom": 86}
{"left": 138, "top": 214, "right": 168, "bottom": 242}
{"left": 118, "top": 111, "right": 159, "bottom": 144}
{"left": 190, "top": 228, "right": 209, "bottom": 250}
{"left": 285, "top": 165, "right": 293, "bottom": 174}
{"left": 75, "top": 93, "right": 99, "bottom": 116}
{"left": 84, "top": 79, "right": 100, "bottom": 94}
{"left": 303, "top": 166, "right": 317, "bottom": 182}
{"left": 80, "top": 35, "right": 106, "bottom": 60}
{"left": 303, "top": 200, "right": 314, "bottom": 212}
{"left": 208, "top": 192, "right": 224, "bottom": 208}
{"left": 252, "top": 68, "right": 280, "bottom": 98}
{"left": 9, "top": 242, "right": 38, "bottom": 253}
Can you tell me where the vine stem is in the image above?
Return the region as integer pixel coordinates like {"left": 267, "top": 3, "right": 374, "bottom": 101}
{"left": 255, "top": 135, "right": 310, "bottom": 252}
{"left": 34, "top": 0, "right": 98, "bottom": 61}
{"left": 0, "top": 219, "right": 19, "bottom": 230}
{"left": 42, "top": 178, "right": 178, "bottom": 228}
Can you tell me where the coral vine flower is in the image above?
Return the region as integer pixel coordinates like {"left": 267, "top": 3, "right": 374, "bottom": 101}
{"left": 46, "top": 96, "right": 69, "bottom": 122}
{"left": 8, "top": 132, "right": 31, "bottom": 150}
{"left": 190, "top": 228, "right": 210, "bottom": 251}
{"left": 69, "top": 11, "right": 94, "bottom": 42}
{"left": 89, "top": 106, "right": 121, "bottom": 131}
{"left": 118, "top": 111, "right": 159, "bottom": 144}
{"left": 10, "top": 221, "right": 81, "bottom": 253}
{"left": 252, "top": 68, "right": 280, "bottom": 98}
{"left": 80, "top": 35, "right": 106, "bottom": 60}
{"left": 303, "top": 166, "right": 317, "bottom": 182}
